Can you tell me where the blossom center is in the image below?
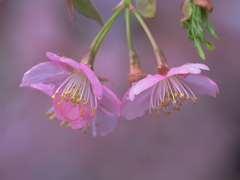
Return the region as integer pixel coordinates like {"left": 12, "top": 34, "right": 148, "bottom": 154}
{"left": 149, "top": 75, "right": 197, "bottom": 116}
{"left": 51, "top": 70, "right": 98, "bottom": 116}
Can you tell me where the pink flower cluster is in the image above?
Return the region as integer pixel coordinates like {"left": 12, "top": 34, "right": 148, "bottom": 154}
{"left": 20, "top": 53, "right": 219, "bottom": 136}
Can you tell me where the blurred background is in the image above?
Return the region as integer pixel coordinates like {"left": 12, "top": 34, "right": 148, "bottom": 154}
{"left": 0, "top": 0, "right": 240, "bottom": 180}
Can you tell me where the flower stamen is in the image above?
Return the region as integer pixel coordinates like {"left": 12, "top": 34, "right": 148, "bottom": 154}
{"left": 50, "top": 70, "right": 98, "bottom": 117}
{"left": 149, "top": 75, "right": 198, "bottom": 116}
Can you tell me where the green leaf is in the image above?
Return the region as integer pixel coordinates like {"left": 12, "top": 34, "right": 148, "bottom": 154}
{"left": 194, "top": 40, "right": 206, "bottom": 60}
{"left": 136, "top": 0, "right": 156, "bottom": 18}
{"left": 202, "top": 39, "right": 215, "bottom": 50}
{"left": 73, "top": 0, "right": 103, "bottom": 26}
{"left": 200, "top": 8, "right": 220, "bottom": 41}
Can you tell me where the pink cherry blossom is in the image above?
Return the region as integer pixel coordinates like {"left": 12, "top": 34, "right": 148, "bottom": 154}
{"left": 121, "top": 63, "right": 219, "bottom": 120}
{"left": 20, "top": 52, "right": 120, "bottom": 128}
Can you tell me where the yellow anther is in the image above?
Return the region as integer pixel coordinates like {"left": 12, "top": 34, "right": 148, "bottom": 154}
{"left": 163, "top": 102, "right": 170, "bottom": 107}
{"left": 164, "top": 111, "right": 171, "bottom": 115}
{"left": 173, "top": 100, "right": 177, "bottom": 104}
{"left": 193, "top": 97, "right": 197, "bottom": 100}
{"left": 76, "top": 94, "right": 80, "bottom": 97}
{"left": 70, "top": 96, "right": 74, "bottom": 100}
{"left": 167, "top": 97, "right": 171, "bottom": 101}
{"left": 64, "top": 91, "right": 68, "bottom": 95}
{"left": 67, "top": 124, "right": 72, "bottom": 128}
{"left": 45, "top": 112, "right": 51, "bottom": 116}
{"left": 80, "top": 112, "right": 83, "bottom": 116}
{"left": 51, "top": 95, "right": 55, "bottom": 99}
{"left": 46, "top": 111, "right": 54, "bottom": 116}
{"left": 156, "top": 113, "right": 161, "bottom": 117}
{"left": 180, "top": 94, "right": 185, "bottom": 99}
{"left": 193, "top": 100, "right": 197, "bottom": 105}
{"left": 82, "top": 129, "right": 87, "bottom": 134}
{"left": 149, "top": 111, "right": 153, "bottom": 115}
{"left": 94, "top": 123, "right": 98, "bottom": 127}
{"left": 94, "top": 106, "right": 97, "bottom": 111}
{"left": 178, "top": 102, "right": 183, "bottom": 106}
{"left": 60, "top": 95, "right": 64, "bottom": 98}
{"left": 174, "top": 92, "right": 179, "bottom": 97}
{"left": 60, "top": 121, "right": 68, "bottom": 126}
{"left": 55, "top": 90, "right": 59, "bottom": 94}
{"left": 152, "top": 106, "right": 158, "bottom": 110}
{"left": 172, "top": 106, "right": 177, "bottom": 110}
{"left": 72, "top": 104, "right": 76, "bottom": 107}
{"left": 161, "top": 100, "right": 165, "bottom": 104}
{"left": 176, "top": 107, "right": 181, "bottom": 111}
{"left": 81, "top": 104, "right": 86, "bottom": 108}
{"left": 90, "top": 108, "right": 93, "bottom": 112}
{"left": 64, "top": 98, "right": 69, "bottom": 102}
{"left": 68, "top": 91, "right": 72, "bottom": 94}
{"left": 57, "top": 102, "right": 62, "bottom": 106}
{"left": 186, "top": 96, "right": 191, "bottom": 100}
{"left": 90, "top": 112, "right": 94, "bottom": 116}
{"left": 80, "top": 109, "right": 84, "bottom": 113}
{"left": 49, "top": 115, "right": 56, "bottom": 120}
{"left": 76, "top": 99, "right": 81, "bottom": 103}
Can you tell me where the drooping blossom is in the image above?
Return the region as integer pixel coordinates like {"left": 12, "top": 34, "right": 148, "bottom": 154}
{"left": 20, "top": 52, "right": 120, "bottom": 131}
{"left": 121, "top": 63, "right": 219, "bottom": 120}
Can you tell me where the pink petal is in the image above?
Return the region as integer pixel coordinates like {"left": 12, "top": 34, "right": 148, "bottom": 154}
{"left": 69, "top": 118, "right": 92, "bottom": 129}
{"left": 79, "top": 64, "right": 103, "bottom": 99}
{"left": 46, "top": 52, "right": 80, "bottom": 69}
{"left": 20, "top": 62, "right": 70, "bottom": 87}
{"left": 53, "top": 95, "right": 80, "bottom": 120}
{"left": 49, "top": 106, "right": 67, "bottom": 121}
{"left": 93, "top": 107, "right": 117, "bottom": 136}
{"left": 167, "top": 63, "right": 210, "bottom": 77}
{"left": 68, "top": 103, "right": 96, "bottom": 129}
{"left": 121, "top": 87, "right": 153, "bottom": 120}
{"left": 100, "top": 85, "right": 121, "bottom": 116}
{"left": 181, "top": 74, "right": 219, "bottom": 97}
{"left": 81, "top": 102, "right": 97, "bottom": 121}
{"left": 30, "top": 83, "right": 55, "bottom": 96}
{"left": 129, "top": 74, "right": 164, "bottom": 101}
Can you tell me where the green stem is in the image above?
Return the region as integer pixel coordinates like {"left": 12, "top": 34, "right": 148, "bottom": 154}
{"left": 93, "top": 19, "right": 115, "bottom": 56}
{"left": 126, "top": 7, "right": 136, "bottom": 61}
{"left": 131, "top": 6, "right": 168, "bottom": 68}
{"left": 126, "top": 6, "right": 142, "bottom": 75}
{"left": 90, "top": 8, "right": 123, "bottom": 52}
{"left": 81, "top": 6, "right": 124, "bottom": 65}
{"left": 124, "top": 0, "right": 132, "bottom": 5}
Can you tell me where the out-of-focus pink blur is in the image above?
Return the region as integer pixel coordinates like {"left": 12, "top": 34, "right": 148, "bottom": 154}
{"left": 1, "top": 0, "right": 240, "bottom": 180}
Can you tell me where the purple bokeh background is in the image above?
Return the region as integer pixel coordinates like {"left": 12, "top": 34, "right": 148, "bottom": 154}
{"left": 1, "top": 0, "right": 240, "bottom": 180}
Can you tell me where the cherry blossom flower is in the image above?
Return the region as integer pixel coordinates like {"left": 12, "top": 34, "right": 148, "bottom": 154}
{"left": 20, "top": 52, "right": 120, "bottom": 130}
{"left": 121, "top": 63, "right": 219, "bottom": 120}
